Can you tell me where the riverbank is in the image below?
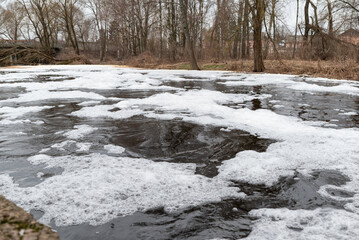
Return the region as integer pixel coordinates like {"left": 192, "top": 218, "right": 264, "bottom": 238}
{"left": 127, "top": 58, "right": 359, "bottom": 81}
{"left": 1, "top": 58, "right": 358, "bottom": 81}
{"left": 0, "top": 196, "right": 59, "bottom": 240}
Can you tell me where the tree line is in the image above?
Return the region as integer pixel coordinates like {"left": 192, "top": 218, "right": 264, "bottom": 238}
{"left": 0, "top": 0, "right": 358, "bottom": 71}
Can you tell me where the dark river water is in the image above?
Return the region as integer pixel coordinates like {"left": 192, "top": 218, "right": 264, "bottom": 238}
{"left": 0, "top": 66, "right": 358, "bottom": 239}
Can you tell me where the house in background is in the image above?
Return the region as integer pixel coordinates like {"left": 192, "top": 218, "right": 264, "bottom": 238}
{"left": 339, "top": 28, "right": 359, "bottom": 45}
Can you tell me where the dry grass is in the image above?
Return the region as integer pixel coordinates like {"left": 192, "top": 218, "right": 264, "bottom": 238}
{"left": 135, "top": 59, "right": 359, "bottom": 81}
{"left": 5, "top": 47, "right": 357, "bottom": 81}
{"left": 127, "top": 51, "right": 161, "bottom": 68}
{"left": 260, "top": 59, "right": 359, "bottom": 81}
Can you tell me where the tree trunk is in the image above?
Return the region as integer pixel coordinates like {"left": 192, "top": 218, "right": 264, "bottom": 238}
{"left": 179, "top": 0, "right": 200, "bottom": 70}
{"left": 159, "top": 0, "right": 163, "bottom": 59}
{"left": 292, "top": 0, "right": 299, "bottom": 58}
{"left": 167, "top": 0, "right": 177, "bottom": 61}
{"left": 232, "top": 1, "right": 243, "bottom": 59}
{"left": 304, "top": 0, "right": 310, "bottom": 43}
{"left": 326, "top": 0, "right": 333, "bottom": 36}
{"left": 241, "top": 0, "right": 249, "bottom": 59}
{"left": 198, "top": 0, "right": 204, "bottom": 60}
{"left": 264, "top": 0, "right": 275, "bottom": 59}
{"left": 252, "top": 0, "right": 265, "bottom": 72}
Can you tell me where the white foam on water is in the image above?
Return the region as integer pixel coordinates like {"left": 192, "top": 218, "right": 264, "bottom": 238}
{"left": 219, "top": 74, "right": 297, "bottom": 86}
{"left": 0, "top": 154, "right": 243, "bottom": 226}
{"left": 71, "top": 84, "right": 359, "bottom": 217}
{"left": 77, "top": 101, "right": 102, "bottom": 106}
{"left": 273, "top": 105, "right": 284, "bottom": 108}
{"left": 50, "top": 140, "right": 77, "bottom": 151}
{"left": 76, "top": 143, "right": 92, "bottom": 152}
{"left": 0, "top": 119, "right": 32, "bottom": 125}
{"left": 1, "top": 90, "right": 105, "bottom": 103}
{"left": 246, "top": 208, "right": 359, "bottom": 240}
{"left": 217, "top": 129, "right": 358, "bottom": 185}
{"left": 33, "top": 120, "right": 45, "bottom": 125}
{"left": 339, "top": 112, "right": 357, "bottom": 116}
{"left": 217, "top": 73, "right": 359, "bottom": 96}
{"left": 63, "top": 125, "right": 98, "bottom": 140}
{"left": 104, "top": 144, "right": 125, "bottom": 154}
{"left": 15, "top": 132, "right": 26, "bottom": 136}
{"left": 1, "top": 66, "right": 359, "bottom": 235}
{"left": 117, "top": 89, "right": 270, "bottom": 107}
{"left": 288, "top": 82, "right": 359, "bottom": 95}
{"left": 0, "top": 106, "right": 53, "bottom": 125}
{"left": 0, "top": 106, "right": 53, "bottom": 119}
{"left": 72, "top": 105, "right": 144, "bottom": 119}
{"left": 72, "top": 90, "right": 271, "bottom": 122}
{"left": 298, "top": 103, "right": 311, "bottom": 107}
{"left": 304, "top": 76, "right": 359, "bottom": 85}
{"left": 0, "top": 66, "right": 181, "bottom": 92}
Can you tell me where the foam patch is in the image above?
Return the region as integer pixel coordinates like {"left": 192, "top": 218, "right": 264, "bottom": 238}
{"left": 1, "top": 90, "right": 105, "bottom": 103}
{"left": 0, "top": 106, "right": 53, "bottom": 119}
{"left": 0, "top": 154, "right": 243, "bottom": 226}
{"left": 247, "top": 208, "right": 359, "bottom": 240}
{"left": 1, "top": 66, "right": 358, "bottom": 233}
{"left": 288, "top": 82, "right": 359, "bottom": 95}
{"left": 63, "top": 125, "right": 98, "bottom": 139}
{"left": 104, "top": 144, "right": 125, "bottom": 154}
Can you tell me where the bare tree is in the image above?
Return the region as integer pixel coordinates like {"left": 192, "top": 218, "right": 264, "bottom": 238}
{"left": 17, "top": 0, "right": 58, "bottom": 56}
{"left": 0, "top": 0, "right": 357, "bottom": 66}
{"left": 59, "top": 0, "right": 81, "bottom": 55}
{"left": 338, "top": 0, "right": 359, "bottom": 13}
{"left": 232, "top": 1, "right": 244, "bottom": 59}
{"left": 292, "top": 0, "right": 299, "bottom": 58}
{"left": 0, "top": 2, "right": 26, "bottom": 40}
{"left": 248, "top": 0, "right": 265, "bottom": 72}
{"left": 179, "top": 0, "right": 200, "bottom": 70}
{"left": 86, "top": 0, "right": 110, "bottom": 61}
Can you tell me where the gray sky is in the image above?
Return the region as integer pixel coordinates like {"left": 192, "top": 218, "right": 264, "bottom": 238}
{"left": 0, "top": 0, "right": 321, "bottom": 36}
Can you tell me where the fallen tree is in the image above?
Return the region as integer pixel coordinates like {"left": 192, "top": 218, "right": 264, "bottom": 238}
{"left": 0, "top": 44, "right": 91, "bottom": 66}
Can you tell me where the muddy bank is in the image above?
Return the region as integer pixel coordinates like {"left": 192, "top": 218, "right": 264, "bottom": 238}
{"left": 0, "top": 195, "right": 59, "bottom": 240}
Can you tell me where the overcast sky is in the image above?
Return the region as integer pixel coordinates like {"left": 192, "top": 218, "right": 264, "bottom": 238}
{"left": 0, "top": 0, "right": 317, "bottom": 35}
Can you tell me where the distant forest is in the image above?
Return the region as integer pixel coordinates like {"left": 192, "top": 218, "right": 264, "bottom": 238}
{"left": 0, "top": 0, "right": 358, "bottom": 71}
